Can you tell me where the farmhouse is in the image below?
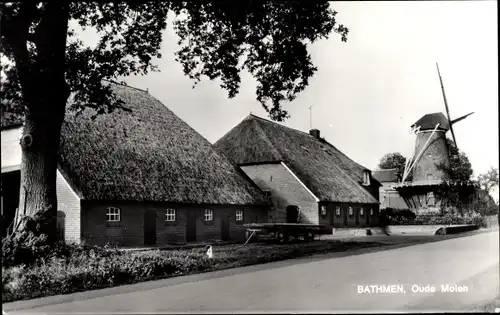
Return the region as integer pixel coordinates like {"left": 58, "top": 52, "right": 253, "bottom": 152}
{"left": 1, "top": 83, "right": 270, "bottom": 246}
{"left": 214, "top": 114, "right": 381, "bottom": 228}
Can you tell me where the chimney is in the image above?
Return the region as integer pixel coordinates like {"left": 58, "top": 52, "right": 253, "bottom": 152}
{"left": 309, "top": 129, "right": 320, "bottom": 139}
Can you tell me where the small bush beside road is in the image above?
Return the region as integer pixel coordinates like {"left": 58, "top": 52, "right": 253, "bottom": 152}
{"left": 381, "top": 208, "right": 491, "bottom": 227}
{"left": 414, "top": 213, "right": 487, "bottom": 227}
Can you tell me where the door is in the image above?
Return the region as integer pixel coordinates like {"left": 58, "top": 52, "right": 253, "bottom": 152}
{"left": 329, "top": 206, "right": 334, "bottom": 226}
{"left": 186, "top": 211, "right": 197, "bottom": 242}
{"left": 221, "top": 215, "right": 230, "bottom": 241}
{"left": 144, "top": 210, "right": 157, "bottom": 246}
{"left": 355, "top": 207, "right": 360, "bottom": 226}
{"left": 56, "top": 211, "right": 66, "bottom": 241}
{"left": 286, "top": 205, "right": 299, "bottom": 223}
{"left": 343, "top": 206, "right": 348, "bottom": 226}
{"left": 366, "top": 208, "right": 370, "bottom": 225}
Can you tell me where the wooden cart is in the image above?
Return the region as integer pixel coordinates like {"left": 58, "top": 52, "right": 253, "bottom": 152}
{"left": 244, "top": 223, "right": 331, "bottom": 244}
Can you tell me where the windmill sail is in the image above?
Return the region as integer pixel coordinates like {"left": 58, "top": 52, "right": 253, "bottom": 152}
{"left": 436, "top": 63, "right": 458, "bottom": 147}
{"left": 450, "top": 112, "right": 474, "bottom": 125}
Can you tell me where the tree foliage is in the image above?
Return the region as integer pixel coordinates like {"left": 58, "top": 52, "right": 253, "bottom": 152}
{"left": 0, "top": 2, "right": 349, "bottom": 242}
{"left": 436, "top": 139, "right": 476, "bottom": 213}
{"left": 378, "top": 152, "right": 410, "bottom": 181}
{"left": 477, "top": 166, "right": 499, "bottom": 196}
{"left": 476, "top": 166, "right": 499, "bottom": 215}
{"left": 1, "top": 2, "right": 348, "bottom": 121}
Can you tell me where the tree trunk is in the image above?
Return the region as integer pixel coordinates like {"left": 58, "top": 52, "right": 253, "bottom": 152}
{"left": 16, "top": 102, "right": 67, "bottom": 243}
{"left": 5, "top": 2, "right": 71, "bottom": 243}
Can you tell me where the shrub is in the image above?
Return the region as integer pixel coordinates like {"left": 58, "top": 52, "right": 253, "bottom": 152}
{"left": 414, "top": 213, "right": 486, "bottom": 227}
{"left": 2, "top": 208, "right": 121, "bottom": 268}
{"left": 381, "top": 208, "right": 416, "bottom": 225}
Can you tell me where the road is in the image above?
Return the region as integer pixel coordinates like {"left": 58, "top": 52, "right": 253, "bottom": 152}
{"left": 4, "top": 231, "right": 499, "bottom": 314}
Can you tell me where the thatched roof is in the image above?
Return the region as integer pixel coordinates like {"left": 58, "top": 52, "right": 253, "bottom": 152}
{"left": 214, "top": 114, "right": 380, "bottom": 204}
{"left": 58, "top": 84, "right": 269, "bottom": 205}
{"left": 412, "top": 112, "right": 450, "bottom": 131}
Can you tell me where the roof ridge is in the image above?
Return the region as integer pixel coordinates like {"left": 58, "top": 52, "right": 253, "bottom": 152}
{"left": 102, "top": 79, "right": 149, "bottom": 93}
{"left": 249, "top": 114, "right": 311, "bottom": 137}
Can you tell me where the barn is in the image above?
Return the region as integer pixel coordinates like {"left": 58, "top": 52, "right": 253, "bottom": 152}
{"left": 1, "top": 83, "right": 270, "bottom": 246}
{"left": 214, "top": 114, "right": 382, "bottom": 228}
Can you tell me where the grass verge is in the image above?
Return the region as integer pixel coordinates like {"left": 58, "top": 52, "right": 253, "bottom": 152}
{"left": 2, "top": 240, "right": 388, "bottom": 303}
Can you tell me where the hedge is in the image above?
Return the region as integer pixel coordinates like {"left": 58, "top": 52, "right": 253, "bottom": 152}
{"left": 380, "top": 208, "right": 490, "bottom": 227}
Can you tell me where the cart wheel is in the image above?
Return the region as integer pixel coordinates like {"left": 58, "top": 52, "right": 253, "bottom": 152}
{"left": 305, "top": 232, "right": 315, "bottom": 242}
{"left": 276, "top": 232, "right": 288, "bottom": 244}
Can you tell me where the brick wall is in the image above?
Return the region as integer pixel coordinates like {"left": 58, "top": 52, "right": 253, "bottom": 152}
{"left": 240, "top": 163, "right": 319, "bottom": 224}
{"left": 56, "top": 170, "right": 81, "bottom": 243}
{"left": 81, "top": 201, "right": 268, "bottom": 246}
{"left": 318, "top": 202, "right": 379, "bottom": 228}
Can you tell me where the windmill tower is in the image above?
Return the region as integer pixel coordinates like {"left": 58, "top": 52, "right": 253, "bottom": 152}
{"left": 402, "top": 63, "right": 474, "bottom": 183}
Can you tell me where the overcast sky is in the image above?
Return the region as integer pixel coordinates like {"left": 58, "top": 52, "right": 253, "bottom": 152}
{"left": 79, "top": 1, "right": 498, "bottom": 178}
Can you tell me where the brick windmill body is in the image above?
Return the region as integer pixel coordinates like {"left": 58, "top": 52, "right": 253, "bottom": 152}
{"left": 394, "top": 64, "right": 474, "bottom": 215}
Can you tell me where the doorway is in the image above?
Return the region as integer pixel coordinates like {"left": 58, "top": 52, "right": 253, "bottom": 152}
{"left": 186, "top": 211, "right": 197, "bottom": 242}
{"left": 329, "top": 207, "right": 334, "bottom": 226}
{"left": 286, "top": 205, "right": 299, "bottom": 223}
{"left": 221, "top": 215, "right": 230, "bottom": 241}
{"left": 144, "top": 210, "right": 157, "bottom": 246}
{"left": 56, "top": 211, "right": 66, "bottom": 241}
{"left": 343, "top": 206, "right": 348, "bottom": 226}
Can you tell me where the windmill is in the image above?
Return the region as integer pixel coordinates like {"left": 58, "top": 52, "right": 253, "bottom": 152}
{"left": 401, "top": 63, "right": 474, "bottom": 183}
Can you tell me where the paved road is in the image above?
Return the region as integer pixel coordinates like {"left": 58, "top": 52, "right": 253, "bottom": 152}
{"left": 4, "top": 231, "right": 499, "bottom": 314}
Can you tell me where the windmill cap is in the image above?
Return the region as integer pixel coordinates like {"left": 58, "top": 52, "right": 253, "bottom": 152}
{"left": 411, "top": 112, "right": 450, "bottom": 131}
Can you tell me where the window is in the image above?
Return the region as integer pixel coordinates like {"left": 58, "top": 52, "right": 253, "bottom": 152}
{"left": 320, "top": 205, "right": 327, "bottom": 216}
{"left": 426, "top": 192, "right": 436, "bottom": 207}
{"left": 204, "top": 209, "right": 213, "bottom": 221}
{"left": 165, "top": 208, "right": 176, "bottom": 222}
{"left": 348, "top": 206, "right": 353, "bottom": 216}
{"left": 336, "top": 206, "right": 341, "bottom": 216}
{"left": 236, "top": 210, "right": 243, "bottom": 221}
{"left": 106, "top": 207, "right": 121, "bottom": 222}
{"left": 360, "top": 208, "right": 364, "bottom": 216}
{"left": 370, "top": 208, "right": 374, "bottom": 216}
{"left": 363, "top": 171, "right": 371, "bottom": 186}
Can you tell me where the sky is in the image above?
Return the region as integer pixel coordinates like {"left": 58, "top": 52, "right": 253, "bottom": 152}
{"left": 78, "top": 1, "right": 498, "bottom": 179}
